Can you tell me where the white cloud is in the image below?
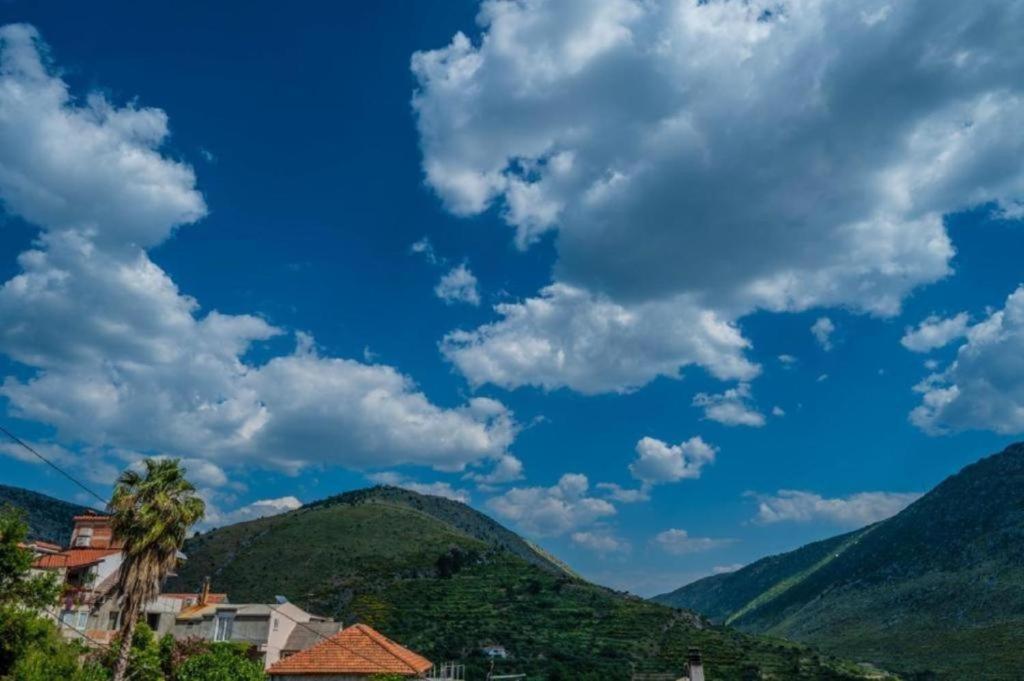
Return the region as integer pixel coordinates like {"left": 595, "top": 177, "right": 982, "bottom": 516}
{"left": 571, "top": 531, "right": 631, "bottom": 555}
{"left": 410, "top": 237, "right": 440, "bottom": 264}
{"left": 752, "top": 489, "right": 921, "bottom": 527}
{"left": 811, "top": 317, "right": 836, "bottom": 351}
{"left": 366, "top": 471, "right": 471, "bottom": 503}
{"left": 0, "top": 24, "right": 206, "bottom": 249}
{"left": 628, "top": 436, "right": 716, "bottom": 486}
{"left": 911, "top": 286, "right": 1024, "bottom": 434}
{"left": 0, "top": 25, "right": 518, "bottom": 479}
{"left": 202, "top": 496, "right": 302, "bottom": 529}
{"left": 486, "top": 473, "right": 615, "bottom": 536}
{"left": 653, "top": 528, "right": 734, "bottom": 555}
{"left": 435, "top": 263, "right": 481, "bottom": 306}
{"left": 817, "top": 373, "right": 829, "bottom": 382}
{"left": 692, "top": 382, "right": 765, "bottom": 427}
{"left": 442, "top": 283, "right": 758, "bottom": 394}
{"left": 595, "top": 482, "right": 649, "bottom": 503}
{"left": 712, "top": 563, "right": 745, "bottom": 575}
{"left": 771, "top": 406, "right": 785, "bottom": 417}
{"left": 463, "top": 454, "right": 524, "bottom": 486}
{"left": 901, "top": 312, "right": 970, "bottom": 353}
{"left": 413, "top": 0, "right": 1024, "bottom": 393}
{"left": 778, "top": 354, "right": 798, "bottom": 367}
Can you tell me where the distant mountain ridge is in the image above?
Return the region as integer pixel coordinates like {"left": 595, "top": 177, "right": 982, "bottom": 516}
{"left": 655, "top": 442, "right": 1024, "bottom": 680}
{"left": 0, "top": 483, "right": 95, "bottom": 545}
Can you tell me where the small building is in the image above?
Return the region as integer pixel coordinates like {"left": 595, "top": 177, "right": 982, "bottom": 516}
{"left": 173, "top": 599, "right": 341, "bottom": 668}
{"left": 481, "top": 644, "right": 509, "bottom": 659}
{"left": 267, "top": 622, "right": 432, "bottom": 680}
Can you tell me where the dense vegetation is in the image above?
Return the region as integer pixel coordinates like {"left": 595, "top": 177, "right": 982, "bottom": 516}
{"left": 167, "top": 486, "right": 888, "bottom": 680}
{"left": 656, "top": 442, "right": 1024, "bottom": 680}
{"left": 0, "top": 485, "right": 94, "bottom": 545}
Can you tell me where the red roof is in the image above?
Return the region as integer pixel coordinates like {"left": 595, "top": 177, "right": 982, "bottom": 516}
{"left": 160, "top": 592, "right": 228, "bottom": 604}
{"left": 267, "top": 623, "right": 432, "bottom": 676}
{"left": 72, "top": 513, "right": 110, "bottom": 521}
{"left": 33, "top": 549, "right": 119, "bottom": 569}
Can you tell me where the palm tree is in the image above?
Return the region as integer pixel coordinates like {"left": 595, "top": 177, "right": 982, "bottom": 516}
{"left": 108, "top": 458, "right": 205, "bottom": 681}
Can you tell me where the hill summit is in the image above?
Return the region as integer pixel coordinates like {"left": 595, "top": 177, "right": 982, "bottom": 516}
{"left": 166, "top": 484, "right": 882, "bottom": 680}
{"left": 655, "top": 442, "right": 1024, "bottom": 680}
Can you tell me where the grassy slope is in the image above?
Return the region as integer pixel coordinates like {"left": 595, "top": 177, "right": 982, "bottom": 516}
{"left": 169, "top": 488, "right": 885, "bottom": 681}
{"left": 654, "top": 443, "right": 1024, "bottom": 680}
{"left": 0, "top": 483, "right": 94, "bottom": 544}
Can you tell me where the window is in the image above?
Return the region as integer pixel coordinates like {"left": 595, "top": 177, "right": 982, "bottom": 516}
{"left": 64, "top": 610, "right": 88, "bottom": 629}
{"left": 147, "top": 613, "right": 161, "bottom": 631}
{"left": 73, "top": 527, "right": 93, "bottom": 548}
{"left": 272, "top": 618, "right": 279, "bottom": 631}
{"left": 213, "top": 613, "right": 234, "bottom": 642}
{"left": 108, "top": 611, "right": 120, "bottom": 631}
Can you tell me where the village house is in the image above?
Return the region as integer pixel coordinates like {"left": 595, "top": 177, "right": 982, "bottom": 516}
{"left": 173, "top": 595, "right": 342, "bottom": 668}
{"left": 267, "top": 622, "right": 433, "bottom": 680}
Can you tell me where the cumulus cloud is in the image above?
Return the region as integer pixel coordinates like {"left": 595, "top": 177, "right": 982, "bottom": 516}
{"left": 414, "top": 0, "right": 1024, "bottom": 393}
{"left": 653, "top": 528, "right": 734, "bottom": 555}
{"left": 628, "top": 436, "right": 716, "bottom": 486}
{"left": 911, "top": 287, "right": 1024, "bottom": 434}
{"left": 901, "top": 312, "right": 970, "bottom": 353}
{"left": 692, "top": 382, "right": 765, "bottom": 427}
{"left": 0, "top": 25, "right": 518, "bottom": 479}
{"left": 442, "top": 283, "right": 758, "bottom": 394}
{"left": 435, "top": 263, "right": 481, "bottom": 306}
{"left": 752, "top": 489, "right": 921, "bottom": 527}
{"left": 486, "top": 473, "right": 615, "bottom": 536}
{"left": 571, "top": 531, "right": 631, "bottom": 555}
{"left": 595, "top": 482, "right": 649, "bottom": 503}
{"left": 367, "top": 471, "right": 471, "bottom": 503}
{"left": 463, "top": 454, "right": 524, "bottom": 486}
{"left": 811, "top": 317, "right": 836, "bottom": 351}
{"left": 202, "top": 496, "right": 302, "bottom": 529}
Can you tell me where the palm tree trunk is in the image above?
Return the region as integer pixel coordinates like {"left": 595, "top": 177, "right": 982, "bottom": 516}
{"left": 111, "top": 614, "right": 137, "bottom": 681}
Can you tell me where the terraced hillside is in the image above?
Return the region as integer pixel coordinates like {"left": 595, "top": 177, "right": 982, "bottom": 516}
{"left": 656, "top": 442, "right": 1024, "bottom": 680}
{"left": 168, "top": 486, "right": 886, "bottom": 680}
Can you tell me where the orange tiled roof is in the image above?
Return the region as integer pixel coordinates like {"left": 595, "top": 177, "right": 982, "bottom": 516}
{"left": 160, "top": 592, "right": 228, "bottom": 604}
{"left": 267, "top": 623, "right": 432, "bottom": 676}
{"left": 72, "top": 513, "right": 110, "bottom": 521}
{"left": 33, "top": 549, "right": 119, "bottom": 569}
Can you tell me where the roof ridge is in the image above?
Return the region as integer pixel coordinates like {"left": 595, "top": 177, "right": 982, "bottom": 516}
{"left": 349, "top": 624, "right": 420, "bottom": 672}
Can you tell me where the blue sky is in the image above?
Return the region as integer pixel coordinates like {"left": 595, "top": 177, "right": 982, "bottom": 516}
{"left": 1, "top": 0, "right": 1022, "bottom": 596}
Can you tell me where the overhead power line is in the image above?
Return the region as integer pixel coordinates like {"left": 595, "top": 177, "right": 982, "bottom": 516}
{"left": 0, "top": 423, "right": 109, "bottom": 506}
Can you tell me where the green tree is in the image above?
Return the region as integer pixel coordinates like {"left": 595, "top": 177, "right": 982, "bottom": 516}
{"left": 0, "top": 505, "right": 60, "bottom": 609}
{"left": 108, "top": 459, "right": 205, "bottom": 681}
{"left": 0, "top": 507, "right": 107, "bottom": 680}
{"left": 175, "top": 643, "right": 265, "bottom": 681}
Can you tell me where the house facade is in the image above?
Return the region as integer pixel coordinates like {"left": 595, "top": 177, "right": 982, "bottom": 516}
{"left": 173, "top": 599, "right": 341, "bottom": 668}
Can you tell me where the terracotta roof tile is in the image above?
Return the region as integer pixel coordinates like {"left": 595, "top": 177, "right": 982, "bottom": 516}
{"left": 268, "top": 623, "right": 432, "bottom": 676}
{"left": 33, "top": 549, "right": 120, "bottom": 569}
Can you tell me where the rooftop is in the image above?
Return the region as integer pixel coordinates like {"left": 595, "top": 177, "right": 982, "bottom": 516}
{"left": 33, "top": 548, "right": 120, "bottom": 570}
{"left": 267, "top": 623, "right": 432, "bottom": 677}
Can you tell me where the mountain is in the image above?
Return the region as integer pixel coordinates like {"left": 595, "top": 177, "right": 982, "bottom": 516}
{"left": 0, "top": 483, "right": 94, "bottom": 545}
{"left": 167, "top": 485, "right": 885, "bottom": 681}
{"left": 655, "top": 442, "right": 1024, "bottom": 680}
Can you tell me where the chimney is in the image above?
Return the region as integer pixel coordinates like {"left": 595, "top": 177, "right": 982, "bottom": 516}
{"left": 200, "top": 576, "right": 211, "bottom": 605}
{"left": 686, "top": 647, "right": 705, "bottom": 681}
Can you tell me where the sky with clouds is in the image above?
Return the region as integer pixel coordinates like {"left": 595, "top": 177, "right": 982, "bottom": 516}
{"left": 1, "top": 0, "right": 1023, "bottom": 596}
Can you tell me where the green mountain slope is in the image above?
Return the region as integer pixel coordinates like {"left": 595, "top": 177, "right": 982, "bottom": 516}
{"left": 168, "top": 486, "right": 885, "bottom": 681}
{"left": 0, "top": 483, "right": 94, "bottom": 545}
{"left": 655, "top": 442, "right": 1024, "bottom": 680}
